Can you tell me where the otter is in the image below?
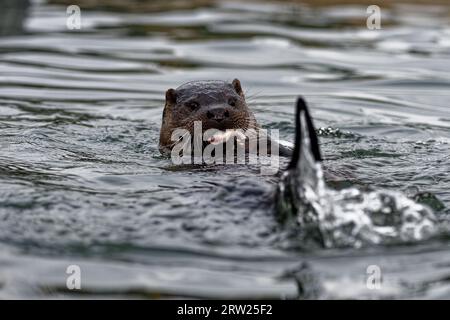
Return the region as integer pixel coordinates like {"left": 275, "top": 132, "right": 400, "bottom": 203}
{"left": 159, "top": 79, "right": 293, "bottom": 157}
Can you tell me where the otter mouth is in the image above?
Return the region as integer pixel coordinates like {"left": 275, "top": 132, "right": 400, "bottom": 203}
{"left": 172, "top": 118, "right": 255, "bottom": 153}
{"left": 206, "top": 129, "right": 247, "bottom": 145}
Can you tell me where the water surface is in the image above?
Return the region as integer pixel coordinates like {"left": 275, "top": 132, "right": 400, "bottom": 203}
{"left": 0, "top": 0, "right": 450, "bottom": 299}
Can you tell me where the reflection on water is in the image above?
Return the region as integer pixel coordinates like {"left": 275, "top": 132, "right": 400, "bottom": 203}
{"left": 0, "top": 0, "right": 30, "bottom": 36}
{"left": 0, "top": 0, "right": 449, "bottom": 299}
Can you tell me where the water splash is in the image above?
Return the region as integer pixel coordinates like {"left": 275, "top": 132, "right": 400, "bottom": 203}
{"left": 277, "top": 110, "right": 438, "bottom": 249}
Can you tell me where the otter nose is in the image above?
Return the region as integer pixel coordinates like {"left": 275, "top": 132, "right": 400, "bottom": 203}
{"left": 206, "top": 108, "right": 230, "bottom": 123}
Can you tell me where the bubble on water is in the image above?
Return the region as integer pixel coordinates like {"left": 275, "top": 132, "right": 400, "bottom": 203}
{"left": 317, "top": 127, "right": 359, "bottom": 139}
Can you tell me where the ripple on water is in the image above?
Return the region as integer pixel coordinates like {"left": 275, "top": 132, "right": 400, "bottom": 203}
{"left": 0, "top": 0, "right": 449, "bottom": 299}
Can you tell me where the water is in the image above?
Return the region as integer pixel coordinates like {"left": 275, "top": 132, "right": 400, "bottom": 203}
{"left": 0, "top": 0, "right": 449, "bottom": 299}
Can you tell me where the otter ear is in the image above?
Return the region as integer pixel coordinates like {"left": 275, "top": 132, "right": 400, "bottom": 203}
{"left": 232, "top": 78, "right": 245, "bottom": 98}
{"left": 165, "top": 88, "right": 177, "bottom": 105}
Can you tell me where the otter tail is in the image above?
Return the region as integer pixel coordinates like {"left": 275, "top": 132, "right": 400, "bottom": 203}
{"left": 288, "top": 97, "right": 322, "bottom": 169}
{"left": 276, "top": 97, "right": 323, "bottom": 222}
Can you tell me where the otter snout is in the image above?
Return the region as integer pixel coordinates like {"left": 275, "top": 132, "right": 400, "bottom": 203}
{"left": 202, "top": 106, "right": 234, "bottom": 130}
{"left": 206, "top": 107, "right": 230, "bottom": 123}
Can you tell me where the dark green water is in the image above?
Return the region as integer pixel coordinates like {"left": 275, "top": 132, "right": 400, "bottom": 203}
{"left": 0, "top": 0, "right": 449, "bottom": 299}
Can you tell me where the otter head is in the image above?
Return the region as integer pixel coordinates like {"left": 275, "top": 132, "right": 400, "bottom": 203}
{"left": 159, "top": 79, "right": 258, "bottom": 154}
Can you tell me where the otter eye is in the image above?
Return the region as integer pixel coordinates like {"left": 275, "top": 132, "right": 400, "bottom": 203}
{"left": 228, "top": 98, "right": 237, "bottom": 107}
{"left": 186, "top": 101, "right": 199, "bottom": 111}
